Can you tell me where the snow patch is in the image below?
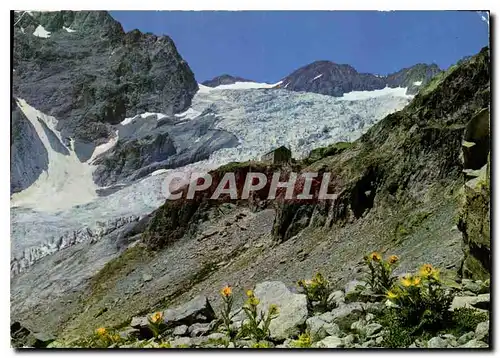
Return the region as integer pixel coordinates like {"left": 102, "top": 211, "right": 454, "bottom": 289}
{"left": 211, "top": 81, "right": 282, "bottom": 90}
{"left": 284, "top": 82, "right": 290, "bottom": 89}
{"left": 11, "top": 99, "right": 97, "bottom": 212}
{"left": 89, "top": 131, "right": 119, "bottom": 163}
{"left": 33, "top": 25, "right": 50, "bottom": 38}
{"left": 174, "top": 107, "right": 201, "bottom": 120}
{"left": 312, "top": 74, "right": 323, "bottom": 81}
{"left": 63, "top": 26, "right": 76, "bottom": 33}
{"left": 120, "top": 112, "right": 167, "bottom": 126}
{"left": 340, "top": 86, "right": 411, "bottom": 101}
{"left": 413, "top": 81, "right": 423, "bottom": 86}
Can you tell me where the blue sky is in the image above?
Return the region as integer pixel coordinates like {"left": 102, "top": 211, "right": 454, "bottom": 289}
{"left": 110, "top": 11, "right": 489, "bottom": 83}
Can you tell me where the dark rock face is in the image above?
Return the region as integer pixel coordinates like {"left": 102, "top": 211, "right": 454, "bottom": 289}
{"left": 386, "top": 63, "right": 442, "bottom": 95}
{"left": 202, "top": 74, "right": 253, "bottom": 87}
{"left": 12, "top": 11, "right": 198, "bottom": 144}
{"left": 92, "top": 112, "right": 239, "bottom": 186}
{"left": 280, "top": 60, "right": 441, "bottom": 97}
{"left": 272, "top": 47, "right": 489, "bottom": 244}
{"left": 10, "top": 99, "right": 49, "bottom": 194}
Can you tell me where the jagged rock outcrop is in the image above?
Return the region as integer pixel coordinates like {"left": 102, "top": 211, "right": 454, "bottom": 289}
{"left": 458, "top": 108, "right": 490, "bottom": 280}
{"left": 271, "top": 47, "right": 490, "bottom": 244}
{"left": 12, "top": 11, "right": 198, "bottom": 144}
{"left": 202, "top": 74, "right": 253, "bottom": 87}
{"left": 280, "top": 60, "right": 441, "bottom": 96}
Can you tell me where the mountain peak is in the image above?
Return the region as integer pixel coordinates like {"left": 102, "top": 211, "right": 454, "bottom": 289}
{"left": 202, "top": 74, "right": 254, "bottom": 88}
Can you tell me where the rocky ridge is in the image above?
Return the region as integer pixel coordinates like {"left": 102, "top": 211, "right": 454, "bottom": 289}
{"left": 279, "top": 60, "right": 441, "bottom": 96}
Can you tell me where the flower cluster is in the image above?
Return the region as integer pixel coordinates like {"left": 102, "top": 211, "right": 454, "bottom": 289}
{"left": 385, "top": 263, "right": 453, "bottom": 330}
{"left": 363, "top": 252, "right": 399, "bottom": 294}
{"left": 297, "top": 272, "right": 333, "bottom": 312}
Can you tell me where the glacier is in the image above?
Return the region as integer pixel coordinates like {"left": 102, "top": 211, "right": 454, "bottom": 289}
{"left": 11, "top": 85, "right": 412, "bottom": 275}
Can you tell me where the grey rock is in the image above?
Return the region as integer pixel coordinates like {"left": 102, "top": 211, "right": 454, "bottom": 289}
{"left": 327, "top": 290, "right": 345, "bottom": 307}
{"left": 254, "top": 281, "right": 308, "bottom": 340}
{"left": 365, "top": 323, "right": 383, "bottom": 337}
{"left": 170, "top": 337, "right": 192, "bottom": 348}
{"left": 350, "top": 319, "right": 365, "bottom": 333}
{"left": 162, "top": 295, "right": 216, "bottom": 327}
{"left": 475, "top": 320, "right": 489, "bottom": 342}
{"left": 428, "top": 336, "right": 448, "bottom": 348}
{"left": 462, "top": 279, "right": 482, "bottom": 294}
{"left": 330, "top": 302, "right": 366, "bottom": 322}
{"left": 188, "top": 322, "right": 211, "bottom": 337}
{"left": 440, "top": 333, "right": 457, "bottom": 347}
{"left": 457, "top": 331, "right": 475, "bottom": 345}
{"left": 459, "top": 339, "right": 489, "bottom": 348}
{"left": 172, "top": 324, "right": 189, "bottom": 336}
{"left": 313, "top": 335, "right": 344, "bottom": 348}
{"left": 450, "top": 294, "right": 490, "bottom": 311}
{"left": 142, "top": 273, "right": 153, "bottom": 282}
{"left": 365, "top": 313, "right": 375, "bottom": 322}
{"left": 375, "top": 336, "right": 384, "bottom": 345}
{"left": 206, "top": 333, "right": 226, "bottom": 341}
{"left": 324, "top": 323, "right": 341, "bottom": 337}
{"left": 344, "top": 280, "right": 367, "bottom": 302}
{"left": 317, "top": 311, "right": 335, "bottom": 323}
{"left": 130, "top": 315, "right": 149, "bottom": 329}
{"left": 343, "top": 334, "right": 356, "bottom": 347}
{"left": 118, "top": 327, "right": 140, "bottom": 340}
{"left": 361, "top": 339, "right": 376, "bottom": 348}
{"left": 306, "top": 316, "right": 329, "bottom": 341}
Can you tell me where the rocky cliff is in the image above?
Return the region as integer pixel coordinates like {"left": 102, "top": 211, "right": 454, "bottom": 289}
{"left": 12, "top": 11, "right": 198, "bottom": 145}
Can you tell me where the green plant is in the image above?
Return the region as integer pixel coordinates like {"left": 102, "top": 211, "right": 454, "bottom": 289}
{"left": 250, "top": 341, "right": 272, "bottom": 348}
{"left": 290, "top": 332, "right": 313, "bottom": 348}
{"left": 450, "top": 308, "right": 489, "bottom": 336}
{"left": 386, "top": 264, "right": 454, "bottom": 333}
{"left": 75, "top": 327, "right": 123, "bottom": 348}
{"left": 363, "top": 252, "right": 399, "bottom": 294}
{"left": 239, "top": 290, "right": 279, "bottom": 341}
{"left": 297, "top": 272, "right": 333, "bottom": 313}
{"left": 219, "top": 285, "right": 239, "bottom": 347}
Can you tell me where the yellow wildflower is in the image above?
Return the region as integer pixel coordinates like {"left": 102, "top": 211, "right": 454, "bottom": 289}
{"left": 246, "top": 289, "right": 254, "bottom": 297}
{"left": 247, "top": 296, "right": 260, "bottom": 307}
{"left": 96, "top": 327, "right": 107, "bottom": 336}
{"left": 419, "top": 264, "right": 435, "bottom": 278}
{"left": 388, "top": 255, "right": 399, "bottom": 264}
{"left": 150, "top": 311, "right": 163, "bottom": 324}
{"left": 413, "top": 276, "right": 422, "bottom": 286}
{"left": 221, "top": 285, "right": 232, "bottom": 297}
{"left": 387, "top": 290, "right": 398, "bottom": 300}
{"left": 370, "top": 252, "right": 382, "bottom": 262}
{"left": 401, "top": 275, "right": 413, "bottom": 287}
{"left": 269, "top": 304, "right": 279, "bottom": 315}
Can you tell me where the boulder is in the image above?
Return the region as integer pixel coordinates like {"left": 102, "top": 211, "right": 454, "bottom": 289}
{"left": 459, "top": 339, "right": 489, "bottom": 348}
{"left": 427, "top": 337, "right": 448, "bottom": 348}
{"left": 189, "top": 322, "right": 211, "bottom": 337}
{"left": 327, "top": 290, "right": 345, "bottom": 307}
{"left": 457, "top": 331, "right": 475, "bottom": 345}
{"left": 450, "top": 294, "right": 490, "bottom": 312}
{"left": 475, "top": 320, "right": 489, "bottom": 342}
{"left": 172, "top": 325, "right": 189, "bottom": 337}
{"left": 254, "top": 281, "right": 308, "bottom": 340}
{"left": 365, "top": 323, "right": 383, "bottom": 337}
{"left": 306, "top": 316, "right": 329, "bottom": 341}
{"left": 170, "top": 337, "right": 192, "bottom": 348}
{"left": 313, "top": 336, "right": 344, "bottom": 348}
{"left": 162, "top": 295, "right": 216, "bottom": 327}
